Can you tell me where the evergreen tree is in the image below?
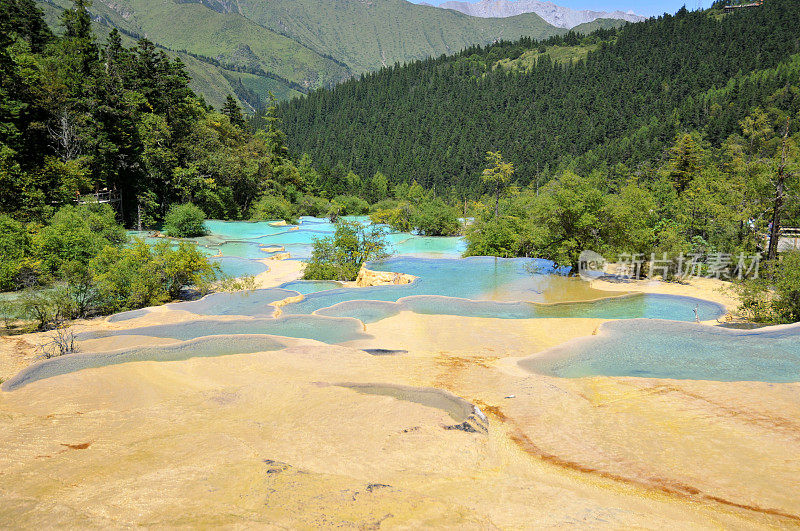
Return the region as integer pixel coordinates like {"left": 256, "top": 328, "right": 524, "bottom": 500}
{"left": 221, "top": 95, "right": 246, "bottom": 129}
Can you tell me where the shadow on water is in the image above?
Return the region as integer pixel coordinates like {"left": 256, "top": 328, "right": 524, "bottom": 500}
{"left": 335, "top": 382, "right": 488, "bottom": 433}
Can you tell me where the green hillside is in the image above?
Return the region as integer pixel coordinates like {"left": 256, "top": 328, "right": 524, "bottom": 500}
{"left": 236, "top": 0, "right": 564, "bottom": 72}
{"left": 274, "top": 1, "right": 800, "bottom": 189}
{"left": 38, "top": 0, "right": 353, "bottom": 90}
{"left": 36, "top": 0, "right": 302, "bottom": 109}
{"left": 34, "top": 0, "right": 588, "bottom": 109}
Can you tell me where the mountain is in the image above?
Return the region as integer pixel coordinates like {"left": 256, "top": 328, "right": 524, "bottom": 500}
{"left": 436, "top": 0, "right": 645, "bottom": 28}
{"left": 232, "top": 0, "right": 560, "bottom": 72}
{"left": 35, "top": 0, "right": 576, "bottom": 109}
{"left": 274, "top": 1, "right": 800, "bottom": 190}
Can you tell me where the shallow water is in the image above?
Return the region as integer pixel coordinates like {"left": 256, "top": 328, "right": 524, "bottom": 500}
{"left": 77, "top": 315, "right": 370, "bottom": 344}
{"left": 209, "top": 257, "right": 269, "bottom": 278}
{"left": 282, "top": 257, "right": 722, "bottom": 322}
{"left": 128, "top": 217, "right": 468, "bottom": 268}
{"left": 336, "top": 383, "right": 476, "bottom": 423}
{"left": 313, "top": 293, "right": 724, "bottom": 323}
{"left": 279, "top": 280, "right": 344, "bottom": 295}
{"left": 2, "top": 335, "right": 290, "bottom": 391}
{"left": 520, "top": 320, "right": 800, "bottom": 383}
{"left": 165, "top": 288, "right": 298, "bottom": 317}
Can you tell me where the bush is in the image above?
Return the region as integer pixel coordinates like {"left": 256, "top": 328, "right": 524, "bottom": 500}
{"left": 369, "top": 199, "right": 400, "bottom": 213}
{"left": 15, "top": 287, "right": 75, "bottom": 331}
{"left": 331, "top": 195, "right": 369, "bottom": 216}
{"left": 370, "top": 202, "right": 414, "bottom": 232}
{"left": 464, "top": 216, "right": 522, "bottom": 258}
{"left": 250, "top": 195, "right": 296, "bottom": 224}
{"left": 0, "top": 215, "right": 34, "bottom": 291}
{"left": 295, "top": 195, "right": 330, "bottom": 218}
{"left": 34, "top": 204, "right": 127, "bottom": 276}
{"left": 738, "top": 251, "right": 800, "bottom": 324}
{"left": 91, "top": 239, "right": 219, "bottom": 313}
{"left": 163, "top": 203, "right": 208, "bottom": 237}
{"left": 412, "top": 198, "right": 461, "bottom": 236}
{"left": 303, "top": 220, "right": 389, "bottom": 281}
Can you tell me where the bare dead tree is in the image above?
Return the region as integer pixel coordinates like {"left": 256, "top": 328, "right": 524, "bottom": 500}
{"left": 47, "top": 109, "right": 82, "bottom": 162}
{"left": 37, "top": 322, "right": 78, "bottom": 359}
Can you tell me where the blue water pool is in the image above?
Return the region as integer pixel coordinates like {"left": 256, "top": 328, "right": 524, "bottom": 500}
{"left": 128, "top": 217, "right": 468, "bottom": 277}
{"left": 1, "top": 335, "right": 292, "bottom": 391}
{"left": 312, "top": 293, "right": 724, "bottom": 323}
{"left": 165, "top": 288, "right": 298, "bottom": 317}
{"left": 520, "top": 319, "right": 800, "bottom": 382}
{"left": 282, "top": 257, "right": 721, "bottom": 322}
{"left": 279, "top": 280, "right": 344, "bottom": 294}
{"left": 77, "top": 315, "right": 370, "bottom": 344}
{"left": 209, "top": 257, "right": 269, "bottom": 278}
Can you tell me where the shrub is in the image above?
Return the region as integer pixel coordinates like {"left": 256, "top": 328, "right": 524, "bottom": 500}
{"left": 91, "top": 239, "right": 218, "bottom": 313}
{"left": 331, "top": 195, "right": 369, "bottom": 216}
{"left": 15, "top": 287, "right": 76, "bottom": 331}
{"left": 464, "top": 216, "right": 521, "bottom": 258}
{"left": 34, "top": 204, "right": 127, "bottom": 276}
{"left": 412, "top": 198, "right": 461, "bottom": 236}
{"left": 163, "top": 203, "right": 208, "bottom": 237}
{"left": 250, "top": 195, "right": 296, "bottom": 224}
{"left": 738, "top": 251, "right": 800, "bottom": 324}
{"left": 370, "top": 202, "right": 414, "bottom": 233}
{"left": 303, "top": 220, "right": 389, "bottom": 281}
{"left": 0, "top": 215, "right": 34, "bottom": 291}
{"left": 369, "top": 199, "right": 400, "bottom": 213}
{"left": 295, "top": 195, "right": 330, "bottom": 218}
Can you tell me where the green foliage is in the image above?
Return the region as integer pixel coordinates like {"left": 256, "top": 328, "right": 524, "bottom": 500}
{"left": 523, "top": 171, "right": 606, "bottom": 270}
{"left": 15, "top": 287, "right": 74, "bottom": 330}
{"left": 34, "top": 205, "right": 127, "bottom": 276}
{"left": 737, "top": 252, "right": 800, "bottom": 324}
{"left": 370, "top": 202, "right": 414, "bottom": 233}
{"left": 277, "top": 2, "right": 800, "bottom": 192}
{"left": 372, "top": 198, "right": 461, "bottom": 236}
{"left": 163, "top": 203, "right": 208, "bottom": 238}
{"left": 303, "top": 220, "right": 389, "bottom": 281}
{"left": 465, "top": 216, "right": 523, "bottom": 258}
{"left": 0, "top": 215, "right": 35, "bottom": 291}
{"left": 90, "top": 239, "right": 218, "bottom": 313}
{"left": 250, "top": 194, "right": 296, "bottom": 224}
{"left": 295, "top": 195, "right": 330, "bottom": 218}
{"left": 330, "top": 195, "right": 369, "bottom": 216}
{"left": 221, "top": 94, "right": 246, "bottom": 129}
{"left": 481, "top": 151, "right": 514, "bottom": 218}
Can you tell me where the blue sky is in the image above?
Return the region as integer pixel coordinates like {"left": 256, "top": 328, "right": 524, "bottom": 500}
{"left": 413, "top": 1, "right": 695, "bottom": 18}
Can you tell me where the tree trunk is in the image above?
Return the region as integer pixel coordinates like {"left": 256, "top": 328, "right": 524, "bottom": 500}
{"left": 494, "top": 187, "right": 500, "bottom": 219}
{"left": 767, "top": 119, "right": 790, "bottom": 261}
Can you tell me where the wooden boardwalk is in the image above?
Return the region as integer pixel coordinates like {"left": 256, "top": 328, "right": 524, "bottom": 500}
{"left": 76, "top": 190, "right": 121, "bottom": 205}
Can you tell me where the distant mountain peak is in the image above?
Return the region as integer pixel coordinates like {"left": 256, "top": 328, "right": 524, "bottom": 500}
{"left": 436, "top": 0, "right": 646, "bottom": 28}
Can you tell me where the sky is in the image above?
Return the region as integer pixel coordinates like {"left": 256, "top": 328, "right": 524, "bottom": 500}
{"left": 411, "top": 1, "right": 696, "bottom": 18}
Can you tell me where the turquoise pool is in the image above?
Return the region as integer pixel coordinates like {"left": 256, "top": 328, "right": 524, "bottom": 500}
{"left": 128, "top": 216, "right": 467, "bottom": 267}
{"left": 520, "top": 320, "right": 800, "bottom": 383}
{"left": 1, "top": 335, "right": 291, "bottom": 391}
{"left": 78, "top": 315, "right": 370, "bottom": 344}
{"left": 282, "top": 257, "right": 724, "bottom": 322}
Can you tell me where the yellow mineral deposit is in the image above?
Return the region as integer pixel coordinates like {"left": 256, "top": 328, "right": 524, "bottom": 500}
{"left": 1, "top": 266, "right": 798, "bottom": 528}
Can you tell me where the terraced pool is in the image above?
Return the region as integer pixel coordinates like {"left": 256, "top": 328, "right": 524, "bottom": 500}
{"left": 9, "top": 217, "right": 792, "bottom": 391}
{"left": 520, "top": 320, "right": 800, "bottom": 382}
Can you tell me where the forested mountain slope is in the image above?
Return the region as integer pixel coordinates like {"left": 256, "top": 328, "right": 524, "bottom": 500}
{"left": 274, "top": 0, "right": 800, "bottom": 190}
{"left": 234, "top": 0, "right": 557, "bottom": 72}
{"left": 35, "top": 0, "right": 304, "bottom": 110}
{"left": 34, "top": 0, "right": 588, "bottom": 108}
